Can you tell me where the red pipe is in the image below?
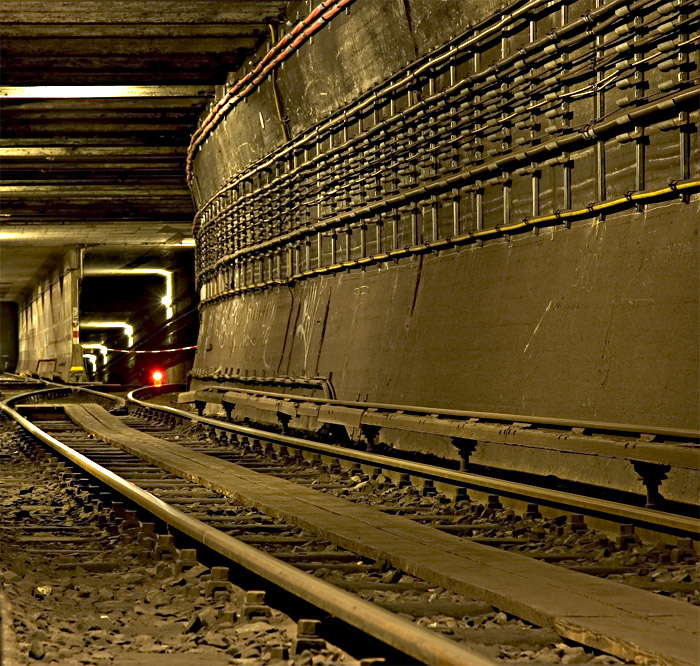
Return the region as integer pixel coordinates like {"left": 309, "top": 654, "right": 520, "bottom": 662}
{"left": 186, "top": 0, "right": 358, "bottom": 181}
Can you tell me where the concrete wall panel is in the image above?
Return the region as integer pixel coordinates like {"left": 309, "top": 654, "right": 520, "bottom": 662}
{"left": 16, "top": 252, "right": 78, "bottom": 380}
{"left": 196, "top": 199, "right": 699, "bottom": 429}
{"left": 191, "top": 0, "right": 700, "bottom": 432}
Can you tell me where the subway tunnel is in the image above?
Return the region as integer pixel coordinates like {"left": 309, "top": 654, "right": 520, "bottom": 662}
{"left": 0, "top": 1, "right": 699, "bottom": 664}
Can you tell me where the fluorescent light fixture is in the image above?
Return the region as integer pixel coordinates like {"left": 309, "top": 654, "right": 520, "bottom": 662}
{"left": 180, "top": 238, "right": 196, "bottom": 246}
{"left": 0, "top": 86, "right": 213, "bottom": 99}
{"left": 83, "top": 268, "right": 174, "bottom": 319}
{"left": 82, "top": 343, "right": 108, "bottom": 362}
{"left": 80, "top": 321, "right": 134, "bottom": 348}
{"left": 83, "top": 353, "right": 98, "bottom": 373}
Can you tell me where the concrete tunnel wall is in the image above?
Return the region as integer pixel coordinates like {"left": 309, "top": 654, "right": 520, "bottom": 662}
{"left": 16, "top": 251, "right": 80, "bottom": 381}
{"left": 191, "top": 0, "right": 700, "bottom": 430}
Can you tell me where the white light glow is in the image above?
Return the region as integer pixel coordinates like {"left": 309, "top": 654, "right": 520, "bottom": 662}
{"left": 82, "top": 343, "right": 108, "bottom": 362}
{"left": 83, "top": 353, "right": 98, "bottom": 373}
{"left": 0, "top": 86, "right": 200, "bottom": 99}
{"left": 180, "top": 238, "right": 196, "bottom": 246}
{"left": 80, "top": 321, "right": 134, "bottom": 348}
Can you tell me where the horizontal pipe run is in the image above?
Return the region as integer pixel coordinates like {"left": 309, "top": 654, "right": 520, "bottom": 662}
{"left": 198, "top": 178, "right": 700, "bottom": 303}
{"left": 171, "top": 384, "right": 700, "bottom": 441}
{"left": 191, "top": 0, "right": 657, "bottom": 230}
{"left": 127, "top": 391, "right": 700, "bottom": 537}
{"left": 201, "top": 86, "right": 700, "bottom": 270}
{"left": 0, "top": 400, "right": 497, "bottom": 666}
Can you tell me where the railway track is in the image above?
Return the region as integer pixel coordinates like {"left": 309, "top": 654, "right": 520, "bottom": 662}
{"left": 0, "top": 416, "right": 362, "bottom": 666}
{"left": 119, "top": 409, "right": 700, "bottom": 603}
{"left": 1, "top": 384, "right": 698, "bottom": 665}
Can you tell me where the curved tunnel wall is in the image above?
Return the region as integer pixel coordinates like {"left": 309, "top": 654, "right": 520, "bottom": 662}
{"left": 191, "top": 0, "right": 700, "bottom": 430}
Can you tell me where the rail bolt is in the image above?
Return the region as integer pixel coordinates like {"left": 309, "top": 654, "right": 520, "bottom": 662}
{"left": 487, "top": 494, "right": 502, "bottom": 509}
{"left": 569, "top": 514, "right": 587, "bottom": 533}
{"left": 175, "top": 548, "right": 199, "bottom": 573}
{"left": 154, "top": 534, "right": 177, "bottom": 561}
{"left": 617, "top": 524, "right": 638, "bottom": 550}
{"left": 292, "top": 619, "right": 325, "bottom": 654}
{"left": 422, "top": 479, "right": 437, "bottom": 497}
{"left": 204, "top": 566, "right": 232, "bottom": 599}
{"left": 671, "top": 538, "right": 697, "bottom": 564}
{"left": 242, "top": 590, "right": 272, "bottom": 619}
{"left": 525, "top": 503, "right": 541, "bottom": 519}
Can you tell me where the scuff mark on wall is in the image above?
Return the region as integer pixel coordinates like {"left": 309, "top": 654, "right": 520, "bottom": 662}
{"left": 295, "top": 281, "right": 329, "bottom": 373}
{"left": 523, "top": 300, "right": 557, "bottom": 356}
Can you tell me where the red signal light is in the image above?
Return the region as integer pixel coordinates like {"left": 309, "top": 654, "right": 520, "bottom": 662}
{"left": 152, "top": 370, "right": 163, "bottom": 387}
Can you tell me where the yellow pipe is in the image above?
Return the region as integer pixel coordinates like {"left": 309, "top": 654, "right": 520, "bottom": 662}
{"left": 201, "top": 180, "right": 699, "bottom": 304}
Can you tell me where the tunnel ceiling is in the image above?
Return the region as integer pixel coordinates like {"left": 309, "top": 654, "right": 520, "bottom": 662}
{"left": 0, "top": 0, "right": 289, "bottom": 302}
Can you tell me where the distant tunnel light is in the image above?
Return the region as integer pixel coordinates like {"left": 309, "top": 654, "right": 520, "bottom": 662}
{"left": 152, "top": 370, "right": 164, "bottom": 387}
{"left": 80, "top": 321, "right": 134, "bottom": 348}
{"left": 83, "top": 353, "right": 98, "bottom": 373}
{"left": 180, "top": 238, "right": 196, "bottom": 246}
{"left": 82, "top": 343, "right": 108, "bottom": 362}
{"left": 83, "top": 268, "right": 173, "bottom": 320}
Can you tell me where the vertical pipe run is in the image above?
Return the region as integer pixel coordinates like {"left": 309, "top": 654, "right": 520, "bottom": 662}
{"left": 392, "top": 213, "right": 399, "bottom": 251}
{"left": 561, "top": 4, "right": 571, "bottom": 212}
{"left": 679, "top": 3, "right": 691, "bottom": 198}
{"left": 595, "top": 0, "right": 606, "bottom": 212}
{"left": 634, "top": 14, "right": 645, "bottom": 211}
{"left": 431, "top": 198, "right": 439, "bottom": 242}
{"left": 452, "top": 194, "right": 460, "bottom": 237}
{"left": 476, "top": 187, "right": 483, "bottom": 231}
{"left": 411, "top": 206, "right": 418, "bottom": 245}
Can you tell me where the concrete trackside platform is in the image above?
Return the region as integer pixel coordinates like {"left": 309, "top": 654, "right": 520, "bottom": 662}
{"left": 64, "top": 403, "right": 700, "bottom": 666}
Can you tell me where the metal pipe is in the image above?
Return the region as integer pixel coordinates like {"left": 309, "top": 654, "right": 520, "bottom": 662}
{"left": 0, "top": 400, "right": 496, "bottom": 666}
{"left": 198, "top": 180, "right": 700, "bottom": 305}
{"left": 191, "top": 0, "right": 651, "bottom": 233}
{"left": 208, "top": 87, "right": 700, "bottom": 268}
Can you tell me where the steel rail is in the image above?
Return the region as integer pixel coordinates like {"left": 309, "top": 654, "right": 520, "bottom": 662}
{"left": 3, "top": 385, "right": 125, "bottom": 410}
{"left": 0, "top": 398, "right": 498, "bottom": 666}
{"left": 182, "top": 384, "right": 700, "bottom": 441}
{"left": 127, "top": 390, "right": 700, "bottom": 537}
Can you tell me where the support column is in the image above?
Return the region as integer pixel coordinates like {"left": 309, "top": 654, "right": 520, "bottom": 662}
{"left": 69, "top": 249, "right": 87, "bottom": 382}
